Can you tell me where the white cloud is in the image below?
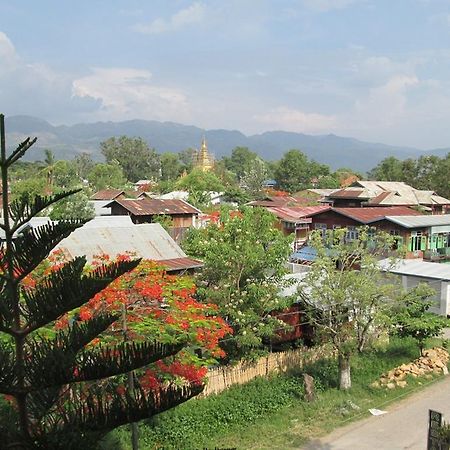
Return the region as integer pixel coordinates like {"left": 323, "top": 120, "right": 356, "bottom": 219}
{"left": 300, "top": 0, "right": 361, "bottom": 13}
{"left": 133, "top": 2, "right": 206, "bottom": 34}
{"left": 353, "top": 75, "right": 419, "bottom": 128}
{"left": 254, "top": 107, "right": 338, "bottom": 133}
{"left": 72, "top": 68, "right": 189, "bottom": 121}
{"left": 0, "top": 31, "right": 19, "bottom": 72}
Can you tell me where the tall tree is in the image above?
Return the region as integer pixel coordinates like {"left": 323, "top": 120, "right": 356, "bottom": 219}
{"left": 73, "top": 153, "right": 94, "bottom": 181}
{"left": 100, "top": 136, "right": 160, "bottom": 182}
{"left": 182, "top": 207, "right": 294, "bottom": 360}
{"left": 87, "top": 161, "right": 127, "bottom": 191}
{"left": 223, "top": 147, "right": 259, "bottom": 181}
{"left": 160, "top": 152, "right": 183, "bottom": 182}
{"left": 298, "top": 227, "right": 400, "bottom": 390}
{"left": 367, "top": 156, "right": 404, "bottom": 181}
{"left": 274, "top": 149, "right": 330, "bottom": 193}
{"left": 0, "top": 115, "right": 202, "bottom": 448}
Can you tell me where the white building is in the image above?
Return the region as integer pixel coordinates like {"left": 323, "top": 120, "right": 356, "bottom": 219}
{"left": 379, "top": 258, "right": 450, "bottom": 316}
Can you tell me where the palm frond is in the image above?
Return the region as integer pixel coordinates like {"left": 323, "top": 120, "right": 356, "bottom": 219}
{"left": 22, "top": 258, "right": 140, "bottom": 333}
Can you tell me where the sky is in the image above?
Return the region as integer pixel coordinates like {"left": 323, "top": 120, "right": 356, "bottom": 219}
{"left": 1, "top": 0, "right": 450, "bottom": 149}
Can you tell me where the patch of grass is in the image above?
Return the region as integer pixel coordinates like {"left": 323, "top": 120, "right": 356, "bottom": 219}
{"left": 106, "top": 336, "right": 446, "bottom": 450}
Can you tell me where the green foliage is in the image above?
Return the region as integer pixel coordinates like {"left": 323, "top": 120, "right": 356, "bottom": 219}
{"left": 49, "top": 190, "right": 95, "bottom": 221}
{"left": 240, "top": 157, "right": 269, "bottom": 198}
{"left": 87, "top": 161, "right": 127, "bottom": 191}
{"left": 100, "top": 136, "right": 160, "bottom": 183}
{"left": 274, "top": 149, "right": 330, "bottom": 193}
{"left": 160, "top": 152, "right": 183, "bottom": 181}
{"left": 394, "top": 283, "right": 449, "bottom": 356}
{"left": 0, "top": 115, "right": 202, "bottom": 449}
{"left": 176, "top": 168, "right": 224, "bottom": 207}
{"left": 223, "top": 146, "right": 260, "bottom": 181}
{"left": 299, "top": 228, "right": 402, "bottom": 389}
{"left": 183, "top": 206, "right": 294, "bottom": 359}
{"left": 112, "top": 375, "right": 304, "bottom": 450}
{"left": 151, "top": 214, "right": 173, "bottom": 232}
{"left": 368, "top": 153, "right": 450, "bottom": 198}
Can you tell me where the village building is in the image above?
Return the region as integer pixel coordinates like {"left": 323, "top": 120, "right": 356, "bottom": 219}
{"left": 104, "top": 197, "right": 201, "bottom": 243}
{"left": 89, "top": 189, "right": 125, "bottom": 216}
{"left": 53, "top": 216, "right": 203, "bottom": 273}
{"left": 379, "top": 258, "right": 450, "bottom": 317}
{"left": 322, "top": 181, "right": 450, "bottom": 214}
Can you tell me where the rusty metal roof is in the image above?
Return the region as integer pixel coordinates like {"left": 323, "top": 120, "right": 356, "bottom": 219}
{"left": 159, "top": 257, "right": 204, "bottom": 271}
{"left": 332, "top": 206, "right": 423, "bottom": 224}
{"left": 267, "top": 205, "right": 331, "bottom": 222}
{"left": 329, "top": 188, "right": 367, "bottom": 199}
{"left": 90, "top": 189, "right": 125, "bottom": 200}
{"left": 105, "top": 198, "right": 201, "bottom": 215}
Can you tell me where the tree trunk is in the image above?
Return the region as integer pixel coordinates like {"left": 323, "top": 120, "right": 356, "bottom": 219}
{"left": 338, "top": 353, "right": 351, "bottom": 390}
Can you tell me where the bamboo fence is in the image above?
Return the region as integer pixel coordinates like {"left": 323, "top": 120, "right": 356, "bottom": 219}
{"left": 202, "top": 345, "right": 334, "bottom": 397}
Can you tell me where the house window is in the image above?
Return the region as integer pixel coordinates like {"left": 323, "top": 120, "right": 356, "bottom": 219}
{"left": 345, "top": 226, "right": 359, "bottom": 241}
{"left": 410, "top": 231, "right": 425, "bottom": 251}
{"left": 314, "top": 223, "right": 327, "bottom": 237}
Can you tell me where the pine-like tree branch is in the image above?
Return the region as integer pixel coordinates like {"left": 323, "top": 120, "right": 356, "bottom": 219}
{"left": 22, "top": 258, "right": 140, "bottom": 334}
{"left": 5, "top": 137, "right": 38, "bottom": 167}
{"left": 25, "top": 340, "right": 184, "bottom": 391}
{"left": 7, "top": 191, "right": 82, "bottom": 233}
{"left": 5, "top": 221, "right": 85, "bottom": 283}
{"left": 34, "top": 383, "right": 203, "bottom": 445}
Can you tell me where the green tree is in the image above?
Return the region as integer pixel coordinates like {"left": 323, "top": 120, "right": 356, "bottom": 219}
{"left": 49, "top": 191, "right": 95, "bottom": 221}
{"left": 73, "top": 153, "right": 94, "bottom": 181}
{"left": 176, "top": 168, "right": 224, "bottom": 207}
{"left": 274, "top": 150, "right": 330, "bottom": 192}
{"left": 160, "top": 152, "right": 183, "bottom": 182}
{"left": 0, "top": 114, "right": 201, "bottom": 448}
{"left": 87, "top": 161, "right": 126, "bottom": 191}
{"left": 182, "top": 207, "right": 294, "bottom": 360}
{"left": 240, "top": 158, "right": 268, "bottom": 199}
{"left": 223, "top": 147, "right": 259, "bottom": 181}
{"left": 394, "top": 283, "right": 448, "bottom": 356}
{"left": 367, "top": 156, "right": 404, "bottom": 181}
{"left": 100, "top": 136, "right": 160, "bottom": 182}
{"left": 299, "top": 228, "right": 400, "bottom": 390}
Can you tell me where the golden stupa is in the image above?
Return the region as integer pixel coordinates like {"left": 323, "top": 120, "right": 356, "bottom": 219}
{"left": 193, "top": 137, "right": 214, "bottom": 172}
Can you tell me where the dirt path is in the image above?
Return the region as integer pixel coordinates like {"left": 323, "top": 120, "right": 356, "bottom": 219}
{"left": 302, "top": 375, "right": 450, "bottom": 450}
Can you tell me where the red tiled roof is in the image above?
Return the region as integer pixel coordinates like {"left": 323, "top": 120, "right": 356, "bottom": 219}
{"left": 332, "top": 206, "right": 423, "bottom": 224}
{"left": 247, "top": 196, "right": 307, "bottom": 207}
{"left": 159, "top": 257, "right": 204, "bottom": 272}
{"left": 267, "top": 205, "right": 331, "bottom": 222}
{"left": 105, "top": 198, "right": 201, "bottom": 215}
{"left": 90, "top": 189, "right": 125, "bottom": 201}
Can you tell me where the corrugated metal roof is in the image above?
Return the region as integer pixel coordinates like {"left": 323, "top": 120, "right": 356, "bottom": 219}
{"left": 90, "top": 189, "right": 125, "bottom": 200}
{"left": 159, "top": 257, "right": 204, "bottom": 271}
{"left": 54, "top": 222, "right": 188, "bottom": 262}
{"left": 378, "top": 258, "right": 450, "bottom": 280}
{"left": 267, "top": 205, "right": 330, "bottom": 222}
{"left": 329, "top": 188, "right": 367, "bottom": 199}
{"left": 105, "top": 198, "right": 201, "bottom": 215}
{"left": 384, "top": 215, "right": 450, "bottom": 228}
{"left": 332, "top": 207, "right": 423, "bottom": 224}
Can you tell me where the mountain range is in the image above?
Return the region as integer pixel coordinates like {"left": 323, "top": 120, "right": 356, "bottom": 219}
{"left": 4, "top": 115, "right": 449, "bottom": 173}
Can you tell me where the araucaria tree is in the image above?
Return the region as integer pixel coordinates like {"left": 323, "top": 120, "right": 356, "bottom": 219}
{"left": 0, "top": 115, "right": 203, "bottom": 449}
{"left": 298, "top": 228, "right": 400, "bottom": 390}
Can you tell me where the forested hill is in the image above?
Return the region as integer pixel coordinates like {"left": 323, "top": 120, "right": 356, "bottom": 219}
{"left": 4, "top": 115, "right": 449, "bottom": 172}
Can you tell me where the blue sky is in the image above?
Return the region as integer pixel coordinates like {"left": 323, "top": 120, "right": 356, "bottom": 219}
{"left": 1, "top": 0, "right": 450, "bottom": 148}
